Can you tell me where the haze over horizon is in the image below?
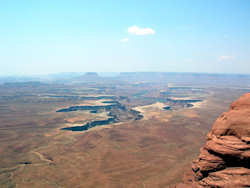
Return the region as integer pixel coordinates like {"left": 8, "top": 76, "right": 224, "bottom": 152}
{"left": 1, "top": 0, "right": 250, "bottom": 75}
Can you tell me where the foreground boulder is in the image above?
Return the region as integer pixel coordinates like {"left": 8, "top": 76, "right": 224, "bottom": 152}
{"left": 176, "top": 93, "right": 250, "bottom": 187}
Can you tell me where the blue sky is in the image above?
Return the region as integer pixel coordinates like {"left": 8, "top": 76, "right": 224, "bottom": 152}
{"left": 0, "top": 0, "right": 250, "bottom": 75}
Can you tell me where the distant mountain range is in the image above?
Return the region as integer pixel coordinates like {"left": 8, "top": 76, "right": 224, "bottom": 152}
{"left": 1, "top": 72, "right": 250, "bottom": 87}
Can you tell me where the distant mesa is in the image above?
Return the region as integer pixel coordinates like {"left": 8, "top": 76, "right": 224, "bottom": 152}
{"left": 84, "top": 72, "right": 99, "bottom": 76}
{"left": 3, "top": 81, "right": 45, "bottom": 87}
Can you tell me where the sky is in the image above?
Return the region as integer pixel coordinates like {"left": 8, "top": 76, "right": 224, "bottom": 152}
{"left": 0, "top": 0, "right": 250, "bottom": 75}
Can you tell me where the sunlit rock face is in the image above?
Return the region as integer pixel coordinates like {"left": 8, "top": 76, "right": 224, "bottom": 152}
{"left": 175, "top": 93, "right": 250, "bottom": 188}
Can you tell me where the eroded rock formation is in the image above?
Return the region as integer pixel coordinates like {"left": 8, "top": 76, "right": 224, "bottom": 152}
{"left": 177, "top": 93, "right": 250, "bottom": 187}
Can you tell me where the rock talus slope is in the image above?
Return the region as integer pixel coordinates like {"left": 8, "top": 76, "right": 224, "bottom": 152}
{"left": 176, "top": 93, "right": 250, "bottom": 187}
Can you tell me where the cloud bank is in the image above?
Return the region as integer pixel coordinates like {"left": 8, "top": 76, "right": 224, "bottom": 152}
{"left": 128, "top": 25, "right": 155, "bottom": 35}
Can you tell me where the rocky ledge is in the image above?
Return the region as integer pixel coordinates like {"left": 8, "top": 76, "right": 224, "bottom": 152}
{"left": 176, "top": 93, "right": 250, "bottom": 187}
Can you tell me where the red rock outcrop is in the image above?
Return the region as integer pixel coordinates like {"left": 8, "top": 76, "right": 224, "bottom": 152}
{"left": 176, "top": 93, "right": 250, "bottom": 187}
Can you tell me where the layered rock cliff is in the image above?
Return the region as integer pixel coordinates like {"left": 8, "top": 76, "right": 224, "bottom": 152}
{"left": 177, "top": 93, "right": 250, "bottom": 187}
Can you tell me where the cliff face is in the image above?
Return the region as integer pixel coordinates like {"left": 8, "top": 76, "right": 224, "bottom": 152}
{"left": 178, "top": 93, "right": 250, "bottom": 187}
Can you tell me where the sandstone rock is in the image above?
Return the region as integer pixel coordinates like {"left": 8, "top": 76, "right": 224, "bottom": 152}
{"left": 198, "top": 167, "right": 250, "bottom": 187}
{"left": 176, "top": 93, "right": 250, "bottom": 187}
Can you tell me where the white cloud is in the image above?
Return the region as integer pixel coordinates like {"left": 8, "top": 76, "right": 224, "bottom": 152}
{"left": 120, "top": 38, "right": 129, "bottom": 43}
{"left": 128, "top": 25, "right": 155, "bottom": 36}
{"left": 219, "top": 55, "right": 235, "bottom": 61}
